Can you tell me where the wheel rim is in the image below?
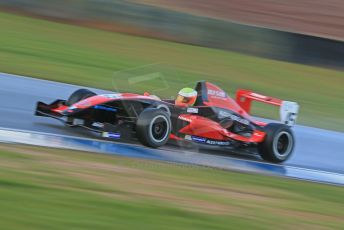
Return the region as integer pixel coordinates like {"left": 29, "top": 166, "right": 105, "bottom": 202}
{"left": 273, "top": 131, "right": 293, "bottom": 158}
{"left": 149, "top": 115, "right": 170, "bottom": 143}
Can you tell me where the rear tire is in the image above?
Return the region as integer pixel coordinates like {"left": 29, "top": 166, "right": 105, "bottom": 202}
{"left": 66, "top": 89, "right": 96, "bottom": 106}
{"left": 258, "top": 123, "right": 294, "bottom": 163}
{"left": 136, "top": 108, "right": 171, "bottom": 148}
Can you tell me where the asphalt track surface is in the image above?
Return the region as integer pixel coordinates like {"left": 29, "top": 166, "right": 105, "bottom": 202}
{"left": 1, "top": 72, "right": 343, "bottom": 174}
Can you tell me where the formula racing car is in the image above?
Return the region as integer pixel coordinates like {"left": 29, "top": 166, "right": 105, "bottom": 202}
{"left": 35, "top": 81, "right": 299, "bottom": 163}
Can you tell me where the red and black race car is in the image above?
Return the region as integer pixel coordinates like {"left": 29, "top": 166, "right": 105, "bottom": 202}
{"left": 35, "top": 81, "right": 299, "bottom": 163}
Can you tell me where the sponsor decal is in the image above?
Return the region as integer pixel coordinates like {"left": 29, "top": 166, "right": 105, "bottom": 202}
{"left": 206, "top": 140, "right": 231, "bottom": 146}
{"left": 191, "top": 136, "right": 206, "bottom": 143}
{"left": 188, "top": 135, "right": 231, "bottom": 146}
{"left": 178, "top": 115, "right": 192, "bottom": 123}
{"left": 93, "top": 105, "right": 117, "bottom": 112}
{"left": 208, "top": 89, "right": 226, "bottom": 98}
{"left": 102, "top": 132, "right": 121, "bottom": 139}
{"left": 187, "top": 107, "right": 199, "bottom": 113}
{"left": 218, "top": 110, "right": 250, "bottom": 126}
{"left": 92, "top": 122, "right": 104, "bottom": 128}
{"left": 101, "top": 94, "right": 122, "bottom": 99}
{"left": 184, "top": 135, "right": 192, "bottom": 141}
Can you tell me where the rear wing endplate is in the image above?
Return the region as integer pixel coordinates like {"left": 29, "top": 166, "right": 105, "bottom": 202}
{"left": 236, "top": 89, "right": 299, "bottom": 126}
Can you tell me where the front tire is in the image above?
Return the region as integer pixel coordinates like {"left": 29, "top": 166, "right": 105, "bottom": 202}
{"left": 66, "top": 89, "right": 96, "bottom": 106}
{"left": 136, "top": 108, "right": 171, "bottom": 148}
{"left": 258, "top": 123, "right": 294, "bottom": 163}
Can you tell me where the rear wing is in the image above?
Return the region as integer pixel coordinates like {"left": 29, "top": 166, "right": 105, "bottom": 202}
{"left": 236, "top": 89, "right": 299, "bottom": 126}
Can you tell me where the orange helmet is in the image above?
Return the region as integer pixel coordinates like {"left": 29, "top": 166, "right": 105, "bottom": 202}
{"left": 175, "top": 88, "right": 197, "bottom": 107}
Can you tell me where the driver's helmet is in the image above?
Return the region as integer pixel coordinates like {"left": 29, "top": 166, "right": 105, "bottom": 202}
{"left": 175, "top": 88, "right": 197, "bottom": 107}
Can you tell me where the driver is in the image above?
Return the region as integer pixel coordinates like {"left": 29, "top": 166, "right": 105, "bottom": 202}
{"left": 175, "top": 88, "right": 197, "bottom": 107}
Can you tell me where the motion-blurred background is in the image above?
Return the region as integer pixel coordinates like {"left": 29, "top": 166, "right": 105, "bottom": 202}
{"left": 1, "top": 1, "right": 344, "bottom": 230}
{"left": 2, "top": 0, "right": 344, "bottom": 67}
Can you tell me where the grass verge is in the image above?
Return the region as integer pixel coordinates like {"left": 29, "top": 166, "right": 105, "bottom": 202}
{"left": 0, "top": 144, "right": 343, "bottom": 229}
{"left": 0, "top": 12, "right": 343, "bottom": 131}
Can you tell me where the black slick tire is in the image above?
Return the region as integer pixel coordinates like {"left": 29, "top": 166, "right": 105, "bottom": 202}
{"left": 258, "top": 123, "right": 295, "bottom": 163}
{"left": 136, "top": 108, "right": 171, "bottom": 148}
{"left": 66, "top": 89, "right": 96, "bottom": 106}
